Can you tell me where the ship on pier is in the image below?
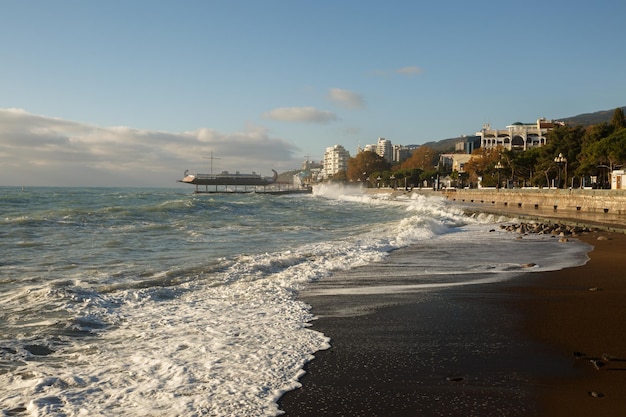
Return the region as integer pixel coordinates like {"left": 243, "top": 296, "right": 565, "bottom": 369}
{"left": 180, "top": 169, "right": 278, "bottom": 186}
{"left": 179, "top": 169, "right": 312, "bottom": 194}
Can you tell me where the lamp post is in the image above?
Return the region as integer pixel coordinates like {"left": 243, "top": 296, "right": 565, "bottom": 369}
{"left": 554, "top": 153, "right": 567, "bottom": 189}
{"left": 495, "top": 161, "right": 503, "bottom": 190}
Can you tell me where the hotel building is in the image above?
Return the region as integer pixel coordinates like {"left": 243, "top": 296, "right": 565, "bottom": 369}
{"left": 477, "top": 118, "right": 561, "bottom": 151}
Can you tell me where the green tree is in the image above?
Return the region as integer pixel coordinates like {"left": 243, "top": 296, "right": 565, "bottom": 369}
{"left": 611, "top": 107, "right": 625, "bottom": 130}
{"left": 539, "top": 125, "right": 585, "bottom": 187}
{"left": 577, "top": 123, "right": 614, "bottom": 179}
{"left": 505, "top": 147, "right": 541, "bottom": 187}
{"left": 594, "top": 128, "right": 626, "bottom": 169}
{"left": 393, "top": 168, "right": 424, "bottom": 188}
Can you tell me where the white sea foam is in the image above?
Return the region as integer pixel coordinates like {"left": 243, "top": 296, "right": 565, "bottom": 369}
{"left": 0, "top": 186, "right": 593, "bottom": 416}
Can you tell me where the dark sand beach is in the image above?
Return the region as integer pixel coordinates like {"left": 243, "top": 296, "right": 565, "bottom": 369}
{"left": 279, "top": 211, "right": 626, "bottom": 416}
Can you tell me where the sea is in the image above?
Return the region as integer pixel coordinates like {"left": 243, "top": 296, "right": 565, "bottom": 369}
{"left": 0, "top": 185, "right": 591, "bottom": 416}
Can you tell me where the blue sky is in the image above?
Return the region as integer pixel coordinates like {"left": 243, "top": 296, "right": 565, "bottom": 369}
{"left": 1, "top": 0, "right": 625, "bottom": 186}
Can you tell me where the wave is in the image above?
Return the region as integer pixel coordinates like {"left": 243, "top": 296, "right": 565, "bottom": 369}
{"left": 2, "top": 186, "right": 519, "bottom": 416}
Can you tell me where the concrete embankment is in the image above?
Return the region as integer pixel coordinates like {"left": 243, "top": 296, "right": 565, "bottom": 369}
{"left": 365, "top": 187, "right": 626, "bottom": 231}
{"left": 438, "top": 188, "right": 626, "bottom": 231}
{"left": 442, "top": 189, "right": 626, "bottom": 215}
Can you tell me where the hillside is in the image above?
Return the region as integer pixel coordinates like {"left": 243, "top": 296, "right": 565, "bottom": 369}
{"left": 423, "top": 106, "right": 626, "bottom": 151}
{"left": 560, "top": 106, "right": 626, "bottom": 126}
{"left": 420, "top": 137, "right": 464, "bottom": 152}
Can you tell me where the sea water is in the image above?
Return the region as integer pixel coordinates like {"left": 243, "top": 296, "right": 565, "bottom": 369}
{"left": 0, "top": 185, "right": 590, "bottom": 416}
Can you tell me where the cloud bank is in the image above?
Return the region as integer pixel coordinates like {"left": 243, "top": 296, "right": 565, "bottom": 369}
{"left": 0, "top": 108, "right": 300, "bottom": 187}
{"left": 327, "top": 88, "right": 365, "bottom": 109}
{"left": 262, "top": 107, "right": 338, "bottom": 123}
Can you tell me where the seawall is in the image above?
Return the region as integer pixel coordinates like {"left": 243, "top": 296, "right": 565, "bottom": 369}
{"left": 364, "top": 187, "right": 626, "bottom": 231}
{"left": 441, "top": 189, "right": 626, "bottom": 215}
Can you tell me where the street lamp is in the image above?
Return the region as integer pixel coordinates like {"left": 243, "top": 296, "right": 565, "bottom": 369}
{"left": 495, "top": 161, "right": 503, "bottom": 190}
{"left": 554, "top": 153, "right": 567, "bottom": 189}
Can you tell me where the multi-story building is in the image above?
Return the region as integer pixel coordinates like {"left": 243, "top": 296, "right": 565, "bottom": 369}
{"left": 323, "top": 144, "right": 350, "bottom": 178}
{"left": 376, "top": 138, "right": 393, "bottom": 163}
{"left": 361, "top": 144, "right": 377, "bottom": 153}
{"left": 393, "top": 144, "right": 412, "bottom": 163}
{"left": 477, "top": 118, "right": 561, "bottom": 151}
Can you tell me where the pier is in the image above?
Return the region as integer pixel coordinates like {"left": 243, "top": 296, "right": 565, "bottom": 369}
{"left": 188, "top": 182, "right": 312, "bottom": 195}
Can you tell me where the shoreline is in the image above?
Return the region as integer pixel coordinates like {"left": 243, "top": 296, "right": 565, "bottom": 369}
{"left": 279, "top": 205, "right": 626, "bottom": 416}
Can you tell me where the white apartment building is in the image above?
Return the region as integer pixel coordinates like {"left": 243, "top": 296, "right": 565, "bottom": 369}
{"left": 376, "top": 138, "right": 393, "bottom": 163}
{"left": 323, "top": 144, "right": 350, "bottom": 177}
{"left": 477, "top": 118, "right": 561, "bottom": 151}
{"left": 362, "top": 144, "right": 377, "bottom": 153}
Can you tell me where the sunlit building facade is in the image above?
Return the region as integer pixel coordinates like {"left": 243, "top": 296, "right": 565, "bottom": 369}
{"left": 323, "top": 144, "right": 350, "bottom": 177}
{"left": 477, "top": 118, "right": 562, "bottom": 151}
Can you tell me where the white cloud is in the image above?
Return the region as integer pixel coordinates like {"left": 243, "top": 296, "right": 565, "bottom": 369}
{"left": 327, "top": 88, "right": 365, "bottom": 109}
{"left": 396, "top": 66, "right": 423, "bottom": 76}
{"left": 370, "top": 66, "right": 423, "bottom": 76}
{"left": 0, "top": 108, "right": 300, "bottom": 187}
{"left": 262, "top": 107, "right": 338, "bottom": 123}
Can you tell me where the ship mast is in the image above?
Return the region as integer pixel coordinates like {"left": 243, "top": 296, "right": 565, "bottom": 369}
{"left": 203, "top": 152, "right": 221, "bottom": 174}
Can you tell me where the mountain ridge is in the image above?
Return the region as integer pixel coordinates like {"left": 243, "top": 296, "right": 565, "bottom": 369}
{"left": 422, "top": 106, "right": 626, "bottom": 152}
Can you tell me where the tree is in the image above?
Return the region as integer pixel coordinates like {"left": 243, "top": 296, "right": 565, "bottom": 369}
{"left": 393, "top": 167, "right": 424, "bottom": 189}
{"left": 538, "top": 125, "right": 585, "bottom": 187}
{"left": 611, "top": 107, "right": 625, "bottom": 130}
{"left": 398, "top": 146, "right": 438, "bottom": 171}
{"left": 594, "top": 128, "right": 626, "bottom": 169}
{"left": 463, "top": 146, "right": 503, "bottom": 186}
{"left": 577, "top": 122, "right": 614, "bottom": 177}
{"left": 505, "top": 147, "right": 541, "bottom": 187}
{"left": 329, "top": 170, "right": 348, "bottom": 183}
{"left": 346, "top": 151, "right": 390, "bottom": 182}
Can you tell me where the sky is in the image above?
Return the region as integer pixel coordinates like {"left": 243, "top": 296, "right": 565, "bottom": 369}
{"left": 1, "top": 0, "right": 625, "bottom": 187}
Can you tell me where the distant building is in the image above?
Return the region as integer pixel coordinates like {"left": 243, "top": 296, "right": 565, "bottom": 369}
{"left": 299, "top": 159, "right": 322, "bottom": 184}
{"left": 455, "top": 136, "right": 481, "bottom": 154}
{"left": 393, "top": 144, "right": 412, "bottom": 163}
{"left": 323, "top": 144, "right": 350, "bottom": 178}
{"left": 477, "top": 118, "right": 561, "bottom": 151}
{"left": 361, "top": 144, "right": 377, "bottom": 153}
{"left": 439, "top": 154, "right": 473, "bottom": 173}
{"left": 376, "top": 138, "right": 393, "bottom": 163}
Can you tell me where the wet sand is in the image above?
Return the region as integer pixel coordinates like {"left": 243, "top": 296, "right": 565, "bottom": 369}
{"left": 511, "top": 231, "right": 626, "bottom": 416}
{"left": 279, "top": 225, "right": 626, "bottom": 415}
